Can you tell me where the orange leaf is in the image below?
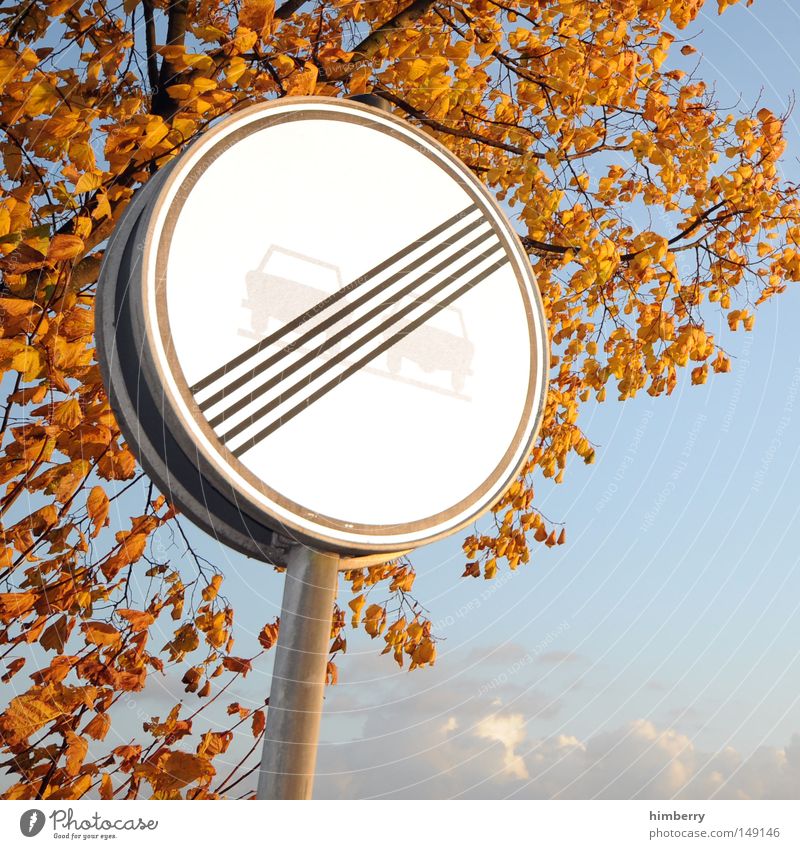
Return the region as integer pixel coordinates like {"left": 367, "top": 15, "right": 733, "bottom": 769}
{"left": 64, "top": 731, "right": 88, "bottom": 776}
{"left": 117, "top": 608, "right": 155, "bottom": 632}
{"left": 0, "top": 592, "right": 36, "bottom": 621}
{"left": 197, "top": 730, "right": 232, "bottom": 757}
{"left": 1, "top": 692, "right": 62, "bottom": 744}
{"left": 150, "top": 751, "right": 215, "bottom": 792}
{"left": 1, "top": 657, "right": 26, "bottom": 682}
{"left": 363, "top": 604, "right": 386, "bottom": 638}
{"left": 238, "top": 0, "right": 274, "bottom": 37}
{"left": 83, "top": 711, "right": 111, "bottom": 741}
{"left": 251, "top": 709, "right": 265, "bottom": 738}
{"left": 81, "top": 621, "right": 121, "bottom": 646}
{"left": 201, "top": 573, "right": 223, "bottom": 602}
{"left": 47, "top": 234, "right": 84, "bottom": 262}
{"left": 258, "top": 619, "right": 279, "bottom": 650}
{"left": 99, "top": 773, "right": 114, "bottom": 800}
{"left": 222, "top": 656, "right": 252, "bottom": 676}
{"left": 86, "top": 486, "right": 109, "bottom": 538}
{"left": 40, "top": 615, "right": 72, "bottom": 652}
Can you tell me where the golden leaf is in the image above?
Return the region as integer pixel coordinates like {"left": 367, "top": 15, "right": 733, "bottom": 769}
{"left": 238, "top": 0, "right": 274, "bottom": 37}
{"left": 64, "top": 731, "right": 88, "bottom": 776}
{"left": 52, "top": 398, "right": 83, "bottom": 429}
{"left": 24, "top": 81, "right": 59, "bottom": 117}
{"left": 117, "top": 608, "right": 155, "bottom": 632}
{"left": 86, "top": 485, "right": 109, "bottom": 538}
{"left": 201, "top": 573, "right": 223, "bottom": 601}
{"left": 348, "top": 593, "right": 365, "bottom": 627}
{"left": 284, "top": 63, "right": 318, "bottom": 97}
{"left": 151, "top": 751, "right": 215, "bottom": 792}
{"left": 81, "top": 621, "right": 121, "bottom": 646}
{"left": 47, "top": 234, "right": 84, "bottom": 261}
{"left": 1, "top": 692, "right": 62, "bottom": 744}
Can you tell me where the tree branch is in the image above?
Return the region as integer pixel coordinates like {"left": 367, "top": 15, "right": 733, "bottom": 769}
{"left": 142, "top": 0, "right": 160, "bottom": 95}
{"left": 375, "top": 88, "right": 530, "bottom": 156}
{"left": 522, "top": 200, "right": 736, "bottom": 262}
{"left": 152, "top": 0, "right": 189, "bottom": 119}
{"left": 350, "top": 0, "right": 437, "bottom": 59}
{"left": 275, "top": 0, "right": 307, "bottom": 20}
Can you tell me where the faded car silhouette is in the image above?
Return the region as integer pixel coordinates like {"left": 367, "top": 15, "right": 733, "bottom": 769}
{"left": 386, "top": 304, "right": 474, "bottom": 393}
{"left": 241, "top": 247, "right": 345, "bottom": 346}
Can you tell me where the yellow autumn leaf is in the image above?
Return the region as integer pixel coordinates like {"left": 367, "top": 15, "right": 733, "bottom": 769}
{"left": 284, "top": 63, "right": 318, "bottom": 97}
{"left": 201, "top": 573, "right": 223, "bottom": 601}
{"left": 348, "top": 593, "right": 365, "bottom": 626}
{"left": 73, "top": 171, "right": 104, "bottom": 194}
{"left": 52, "top": 397, "right": 83, "bottom": 429}
{"left": 238, "top": 0, "right": 274, "bottom": 37}
{"left": 24, "top": 81, "right": 59, "bottom": 116}
{"left": 10, "top": 345, "right": 44, "bottom": 381}
{"left": 407, "top": 58, "right": 428, "bottom": 81}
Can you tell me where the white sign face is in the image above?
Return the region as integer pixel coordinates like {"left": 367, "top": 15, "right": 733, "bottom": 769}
{"left": 139, "top": 98, "right": 548, "bottom": 552}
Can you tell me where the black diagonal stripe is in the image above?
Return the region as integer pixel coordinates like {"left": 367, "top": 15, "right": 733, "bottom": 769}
{"left": 198, "top": 217, "right": 491, "bottom": 414}
{"left": 190, "top": 204, "right": 479, "bottom": 395}
{"left": 218, "top": 245, "right": 506, "bottom": 445}
{"left": 204, "top": 227, "right": 498, "bottom": 424}
{"left": 231, "top": 255, "right": 510, "bottom": 456}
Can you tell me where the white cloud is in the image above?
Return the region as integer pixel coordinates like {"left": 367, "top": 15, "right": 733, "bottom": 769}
{"left": 475, "top": 714, "right": 529, "bottom": 780}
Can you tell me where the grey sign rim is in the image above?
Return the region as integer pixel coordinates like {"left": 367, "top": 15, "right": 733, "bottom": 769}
{"left": 96, "top": 161, "right": 290, "bottom": 563}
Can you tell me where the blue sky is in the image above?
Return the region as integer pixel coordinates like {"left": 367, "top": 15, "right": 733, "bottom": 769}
{"left": 3, "top": 0, "right": 800, "bottom": 800}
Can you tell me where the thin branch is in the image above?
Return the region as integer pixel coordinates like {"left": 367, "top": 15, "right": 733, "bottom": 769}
{"left": 376, "top": 88, "right": 529, "bottom": 156}
{"left": 522, "top": 200, "right": 737, "bottom": 262}
{"left": 142, "top": 0, "right": 160, "bottom": 95}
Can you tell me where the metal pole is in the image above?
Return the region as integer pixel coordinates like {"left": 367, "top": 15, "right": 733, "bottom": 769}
{"left": 257, "top": 545, "right": 339, "bottom": 799}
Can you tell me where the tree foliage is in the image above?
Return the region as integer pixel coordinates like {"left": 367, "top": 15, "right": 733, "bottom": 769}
{"left": 0, "top": 0, "right": 796, "bottom": 799}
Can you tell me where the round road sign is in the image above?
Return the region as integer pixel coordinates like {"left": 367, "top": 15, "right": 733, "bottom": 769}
{"left": 99, "top": 97, "right": 549, "bottom": 556}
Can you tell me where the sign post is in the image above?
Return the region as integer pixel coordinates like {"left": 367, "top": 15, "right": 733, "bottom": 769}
{"left": 97, "top": 96, "right": 549, "bottom": 800}
{"left": 257, "top": 547, "right": 340, "bottom": 800}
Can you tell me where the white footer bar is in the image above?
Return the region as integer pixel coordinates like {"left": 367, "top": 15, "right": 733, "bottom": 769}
{"left": 1, "top": 799, "right": 796, "bottom": 848}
